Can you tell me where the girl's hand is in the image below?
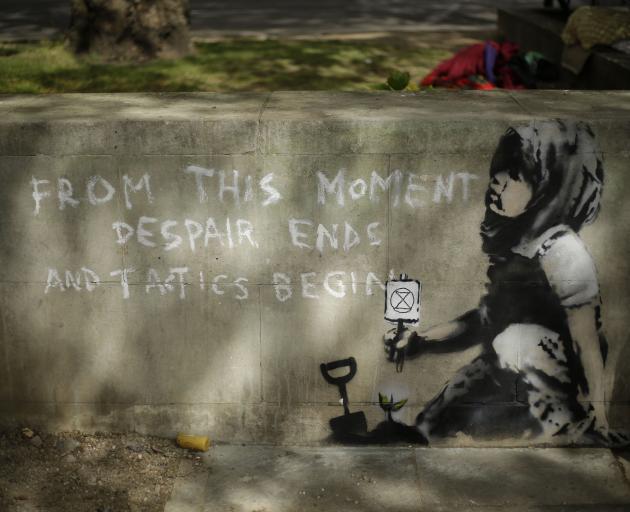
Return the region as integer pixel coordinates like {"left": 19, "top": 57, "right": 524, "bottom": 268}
{"left": 383, "top": 326, "right": 414, "bottom": 361}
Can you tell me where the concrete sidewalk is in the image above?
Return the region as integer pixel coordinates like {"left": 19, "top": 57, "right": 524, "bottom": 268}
{"left": 165, "top": 445, "right": 630, "bottom": 512}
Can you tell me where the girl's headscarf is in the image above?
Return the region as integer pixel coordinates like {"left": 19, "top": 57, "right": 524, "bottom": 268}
{"left": 480, "top": 120, "right": 604, "bottom": 257}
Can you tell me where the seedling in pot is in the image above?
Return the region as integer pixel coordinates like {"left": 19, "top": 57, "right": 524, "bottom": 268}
{"left": 378, "top": 393, "right": 408, "bottom": 423}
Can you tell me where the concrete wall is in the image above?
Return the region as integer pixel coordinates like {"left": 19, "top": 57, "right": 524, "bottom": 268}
{"left": 0, "top": 91, "right": 629, "bottom": 446}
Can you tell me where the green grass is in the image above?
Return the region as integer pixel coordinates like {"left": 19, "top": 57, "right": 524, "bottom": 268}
{"left": 0, "top": 37, "right": 468, "bottom": 93}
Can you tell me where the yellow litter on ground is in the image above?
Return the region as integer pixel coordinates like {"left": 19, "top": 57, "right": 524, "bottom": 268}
{"left": 176, "top": 434, "right": 210, "bottom": 452}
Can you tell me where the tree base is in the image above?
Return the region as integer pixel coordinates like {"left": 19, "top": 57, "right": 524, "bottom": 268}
{"left": 68, "top": 0, "right": 192, "bottom": 61}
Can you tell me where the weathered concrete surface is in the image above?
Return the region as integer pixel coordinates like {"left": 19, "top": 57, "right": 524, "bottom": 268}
{"left": 0, "top": 91, "right": 630, "bottom": 445}
{"left": 165, "top": 446, "right": 630, "bottom": 512}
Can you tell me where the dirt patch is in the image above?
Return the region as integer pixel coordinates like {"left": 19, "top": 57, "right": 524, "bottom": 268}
{"left": 0, "top": 428, "right": 208, "bottom": 511}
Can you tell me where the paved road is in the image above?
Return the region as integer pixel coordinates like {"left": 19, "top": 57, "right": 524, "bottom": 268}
{"left": 164, "top": 445, "right": 630, "bottom": 512}
{"left": 0, "top": 0, "right": 542, "bottom": 41}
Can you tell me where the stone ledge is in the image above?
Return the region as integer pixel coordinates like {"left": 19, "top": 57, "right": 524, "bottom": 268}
{"left": 2, "top": 91, "right": 630, "bottom": 123}
{"left": 0, "top": 91, "right": 629, "bottom": 156}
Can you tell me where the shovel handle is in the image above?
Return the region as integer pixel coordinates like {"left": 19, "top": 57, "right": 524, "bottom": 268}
{"left": 319, "top": 357, "right": 357, "bottom": 385}
{"left": 320, "top": 357, "right": 357, "bottom": 416}
{"left": 396, "top": 319, "right": 405, "bottom": 373}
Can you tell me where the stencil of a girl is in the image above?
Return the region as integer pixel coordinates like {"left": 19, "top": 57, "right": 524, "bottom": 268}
{"left": 385, "top": 120, "right": 627, "bottom": 445}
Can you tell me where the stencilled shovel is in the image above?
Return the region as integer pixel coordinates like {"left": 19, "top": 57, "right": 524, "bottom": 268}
{"left": 320, "top": 357, "right": 368, "bottom": 438}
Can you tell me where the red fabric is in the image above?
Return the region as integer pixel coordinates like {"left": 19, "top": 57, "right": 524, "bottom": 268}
{"left": 421, "top": 40, "right": 524, "bottom": 89}
{"left": 447, "top": 77, "right": 496, "bottom": 90}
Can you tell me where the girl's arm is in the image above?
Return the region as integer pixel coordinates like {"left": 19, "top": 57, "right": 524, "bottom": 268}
{"left": 385, "top": 309, "right": 484, "bottom": 359}
{"left": 419, "top": 317, "right": 470, "bottom": 343}
{"left": 566, "top": 303, "right": 608, "bottom": 430}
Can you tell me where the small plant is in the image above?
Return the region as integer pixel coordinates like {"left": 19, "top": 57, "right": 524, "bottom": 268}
{"left": 386, "top": 70, "right": 410, "bottom": 91}
{"left": 378, "top": 393, "right": 408, "bottom": 422}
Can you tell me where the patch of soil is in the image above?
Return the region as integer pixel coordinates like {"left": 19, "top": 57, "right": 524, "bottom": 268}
{"left": 0, "top": 428, "right": 208, "bottom": 511}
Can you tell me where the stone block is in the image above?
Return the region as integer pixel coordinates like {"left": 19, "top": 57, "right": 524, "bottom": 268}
{"left": 0, "top": 282, "right": 128, "bottom": 403}
{"left": 387, "top": 152, "right": 489, "bottom": 285}
{"left": 112, "top": 154, "right": 263, "bottom": 284}
{"left": 0, "top": 93, "right": 267, "bottom": 155}
{"left": 1, "top": 281, "right": 261, "bottom": 405}
{"left": 199, "top": 445, "right": 421, "bottom": 512}
{"left": 0, "top": 401, "right": 136, "bottom": 433}
{"left": 256, "top": 154, "right": 390, "bottom": 282}
{"left": 415, "top": 448, "right": 630, "bottom": 508}
{"left": 260, "top": 284, "right": 385, "bottom": 405}
{"left": 260, "top": 91, "right": 527, "bottom": 156}
{"left": 0, "top": 155, "right": 123, "bottom": 283}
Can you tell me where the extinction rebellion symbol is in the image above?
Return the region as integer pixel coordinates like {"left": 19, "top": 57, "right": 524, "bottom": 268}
{"left": 389, "top": 287, "right": 414, "bottom": 314}
{"left": 384, "top": 276, "right": 421, "bottom": 324}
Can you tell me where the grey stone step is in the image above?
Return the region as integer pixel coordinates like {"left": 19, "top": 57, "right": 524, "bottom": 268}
{"left": 165, "top": 446, "right": 630, "bottom": 512}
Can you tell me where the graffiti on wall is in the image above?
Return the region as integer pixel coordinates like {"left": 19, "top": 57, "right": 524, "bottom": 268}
{"left": 30, "top": 114, "right": 627, "bottom": 446}
{"left": 36, "top": 169, "right": 477, "bottom": 301}
{"left": 322, "top": 121, "right": 628, "bottom": 447}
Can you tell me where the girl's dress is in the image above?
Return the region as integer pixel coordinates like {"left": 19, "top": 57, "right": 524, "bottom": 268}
{"left": 416, "top": 224, "right": 604, "bottom": 440}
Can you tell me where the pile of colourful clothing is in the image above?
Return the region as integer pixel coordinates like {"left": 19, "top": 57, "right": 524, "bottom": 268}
{"left": 421, "top": 40, "right": 555, "bottom": 90}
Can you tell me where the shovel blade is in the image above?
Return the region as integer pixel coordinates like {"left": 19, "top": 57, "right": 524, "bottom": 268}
{"left": 330, "top": 411, "right": 368, "bottom": 437}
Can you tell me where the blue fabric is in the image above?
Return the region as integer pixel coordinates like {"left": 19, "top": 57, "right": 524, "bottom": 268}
{"left": 484, "top": 42, "right": 498, "bottom": 84}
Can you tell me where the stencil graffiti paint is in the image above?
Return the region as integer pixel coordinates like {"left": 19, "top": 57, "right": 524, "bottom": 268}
{"left": 27, "top": 115, "right": 627, "bottom": 445}
{"left": 395, "top": 121, "right": 627, "bottom": 445}
{"left": 384, "top": 277, "right": 421, "bottom": 324}
{"left": 322, "top": 121, "right": 629, "bottom": 447}
{"left": 384, "top": 276, "right": 421, "bottom": 373}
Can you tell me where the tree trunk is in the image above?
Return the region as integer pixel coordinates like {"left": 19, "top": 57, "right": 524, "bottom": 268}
{"left": 68, "top": 0, "right": 191, "bottom": 61}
